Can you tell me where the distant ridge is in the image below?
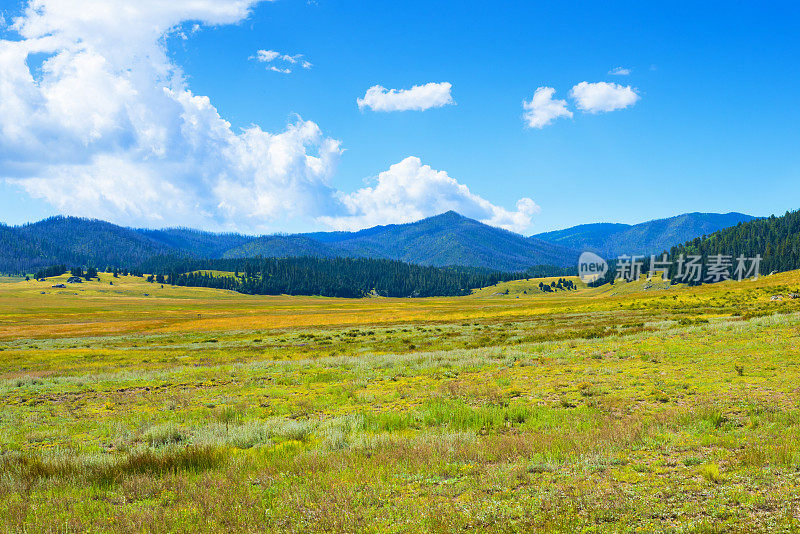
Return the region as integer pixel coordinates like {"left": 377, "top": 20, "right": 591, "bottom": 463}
{"left": 0, "top": 217, "right": 174, "bottom": 273}
{"left": 533, "top": 212, "right": 756, "bottom": 258}
{"left": 316, "top": 211, "right": 578, "bottom": 270}
{"left": 0, "top": 212, "right": 578, "bottom": 272}
{"left": 0, "top": 210, "right": 757, "bottom": 273}
{"left": 588, "top": 209, "right": 800, "bottom": 286}
{"left": 662, "top": 209, "right": 800, "bottom": 277}
{"left": 224, "top": 211, "right": 579, "bottom": 270}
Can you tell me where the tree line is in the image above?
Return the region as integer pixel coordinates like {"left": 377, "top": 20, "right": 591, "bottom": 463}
{"left": 146, "top": 256, "right": 534, "bottom": 298}
{"left": 589, "top": 210, "right": 800, "bottom": 286}
{"left": 539, "top": 278, "right": 577, "bottom": 292}
{"left": 26, "top": 253, "right": 575, "bottom": 298}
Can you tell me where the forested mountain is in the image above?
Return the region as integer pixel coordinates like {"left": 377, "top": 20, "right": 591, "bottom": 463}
{"left": 0, "top": 217, "right": 174, "bottom": 273}
{"left": 587, "top": 210, "right": 800, "bottom": 287}
{"left": 317, "top": 212, "right": 579, "bottom": 270}
{"left": 534, "top": 212, "right": 756, "bottom": 258}
{"left": 532, "top": 223, "right": 630, "bottom": 254}
{"left": 664, "top": 210, "right": 800, "bottom": 276}
{"left": 219, "top": 212, "right": 580, "bottom": 269}
{"left": 1, "top": 213, "right": 575, "bottom": 272}
{"left": 0, "top": 211, "right": 763, "bottom": 275}
{"left": 223, "top": 236, "right": 340, "bottom": 259}
{"left": 0, "top": 224, "right": 48, "bottom": 274}
{"left": 137, "top": 228, "right": 252, "bottom": 258}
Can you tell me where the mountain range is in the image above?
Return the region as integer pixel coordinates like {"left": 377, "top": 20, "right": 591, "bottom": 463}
{"left": 0, "top": 211, "right": 757, "bottom": 274}
{"left": 533, "top": 212, "right": 756, "bottom": 259}
{"left": 226, "top": 212, "right": 576, "bottom": 271}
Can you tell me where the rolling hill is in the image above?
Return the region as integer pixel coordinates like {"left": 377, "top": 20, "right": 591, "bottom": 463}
{"left": 533, "top": 212, "right": 756, "bottom": 258}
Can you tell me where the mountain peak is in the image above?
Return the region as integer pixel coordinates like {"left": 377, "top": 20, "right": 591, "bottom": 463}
{"left": 427, "top": 210, "right": 467, "bottom": 222}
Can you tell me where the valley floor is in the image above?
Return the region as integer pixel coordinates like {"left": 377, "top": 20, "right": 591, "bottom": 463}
{"left": 1, "top": 273, "right": 800, "bottom": 532}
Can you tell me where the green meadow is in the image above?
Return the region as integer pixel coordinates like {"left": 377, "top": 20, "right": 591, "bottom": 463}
{"left": 2, "top": 272, "right": 800, "bottom": 532}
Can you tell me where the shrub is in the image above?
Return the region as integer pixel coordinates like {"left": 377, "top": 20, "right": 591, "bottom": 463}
{"left": 0, "top": 446, "right": 223, "bottom": 487}
{"left": 699, "top": 463, "right": 724, "bottom": 484}
{"left": 700, "top": 409, "right": 728, "bottom": 429}
{"left": 268, "top": 419, "right": 313, "bottom": 442}
{"left": 142, "top": 423, "right": 185, "bottom": 447}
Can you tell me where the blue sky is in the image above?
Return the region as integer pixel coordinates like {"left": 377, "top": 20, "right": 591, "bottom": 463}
{"left": 0, "top": 0, "right": 798, "bottom": 234}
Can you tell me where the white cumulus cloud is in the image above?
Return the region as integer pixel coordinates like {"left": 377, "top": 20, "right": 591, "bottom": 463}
{"left": 357, "top": 82, "right": 454, "bottom": 112}
{"left": 0, "top": 1, "right": 535, "bottom": 234}
{"left": 570, "top": 81, "right": 640, "bottom": 113}
{"left": 0, "top": 0, "right": 341, "bottom": 232}
{"left": 319, "top": 156, "right": 539, "bottom": 233}
{"left": 522, "top": 87, "right": 572, "bottom": 129}
{"left": 252, "top": 48, "right": 312, "bottom": 73}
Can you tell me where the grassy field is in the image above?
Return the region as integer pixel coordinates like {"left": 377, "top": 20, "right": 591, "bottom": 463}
{"left": 2, "top": 272, "right": 800, "bottom": 532}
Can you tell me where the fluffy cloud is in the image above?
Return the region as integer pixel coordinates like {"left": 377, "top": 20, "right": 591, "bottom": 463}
{"left": 319, "top": 157, "right": 539, "bottom": 233}
{"left": 570, "top": 81, "right": 639, "bottom": 113}
{"left": 608, "top": 66, "right": 631, "bottom": 76}
{"left": 253, "top": 48, "right": 312, "bottom": 73}
{"left": 0, "top": 1, "right": 533, "bottom": 234}
{"left": 522, "top": 87, "right": 572, "bottom": 128}
{"left": 357, "top": 82, "right": 454, "bottom": 112}
{"left": 0, "top": 0, "right": 341, "bottom": 232}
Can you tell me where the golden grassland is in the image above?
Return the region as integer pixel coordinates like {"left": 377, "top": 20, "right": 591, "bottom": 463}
{"left": 2, "top": 271, "right": 800, "bottom": 532}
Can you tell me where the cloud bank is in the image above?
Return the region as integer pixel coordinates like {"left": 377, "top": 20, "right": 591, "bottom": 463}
{"left": 0, "top": 4, "right": 533, "bottom": 233}
{"left": 0, "top": 0, "right": 345, "bottom": 232}
{"left": 357, "top": 82, "right": 455, "bottom": 112}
